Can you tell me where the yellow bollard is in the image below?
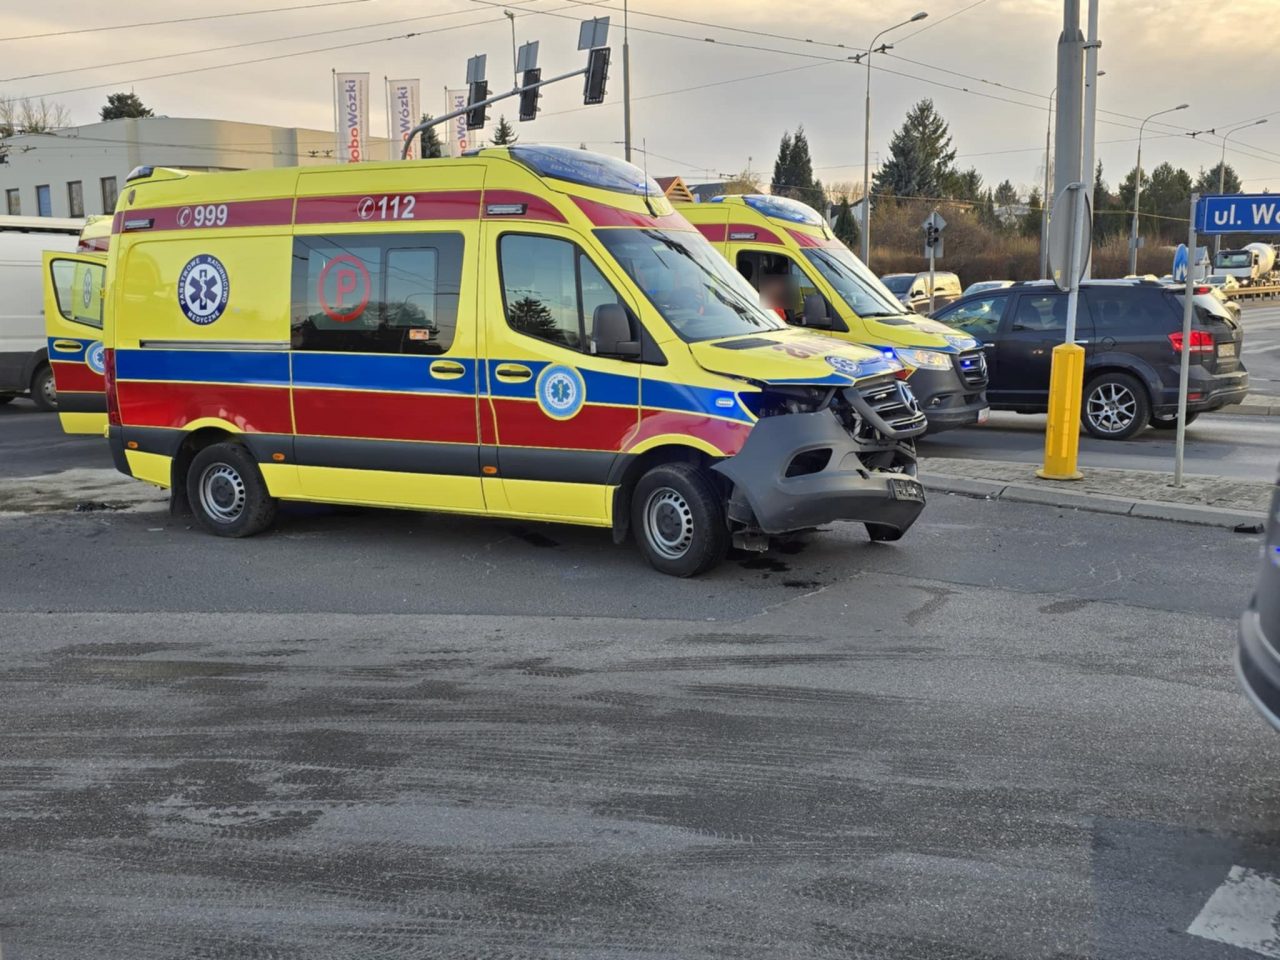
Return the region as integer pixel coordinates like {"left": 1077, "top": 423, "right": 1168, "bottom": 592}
{"left": 1036, "top": 342, "right": 1086, "bottom": 481}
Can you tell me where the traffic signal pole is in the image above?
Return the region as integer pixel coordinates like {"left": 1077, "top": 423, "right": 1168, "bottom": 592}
{"left": 400, "top": 64, "right": 591, "bottom": 159}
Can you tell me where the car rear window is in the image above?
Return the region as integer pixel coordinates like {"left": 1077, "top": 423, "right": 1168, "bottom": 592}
{"left": 1083, "top": 288, "right": 1176, "bottom": 334}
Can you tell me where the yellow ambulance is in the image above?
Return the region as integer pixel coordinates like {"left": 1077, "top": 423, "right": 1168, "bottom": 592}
{"left": 45, "top": 146, "right": 929, "bottom": 575}
{"left": 679, "top": 194, "right": 990, "bottom": 433}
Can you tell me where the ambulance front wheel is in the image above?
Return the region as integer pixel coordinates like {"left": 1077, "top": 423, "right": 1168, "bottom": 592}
{"left": 187, "top": 442, "right": 277, "bottom": 538}
{"left": 631, "top": 462, "right": 729, "bottom": 577}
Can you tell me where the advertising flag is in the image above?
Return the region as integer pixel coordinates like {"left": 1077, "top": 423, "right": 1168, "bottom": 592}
{"left": 335, "top": 72, "right": 369, "bottom": 163}
{"left": 445, "top": 87, "right": 475, "bottom": 157}
{"left": 389, "top": 78, "right": 420, "bottom": 160}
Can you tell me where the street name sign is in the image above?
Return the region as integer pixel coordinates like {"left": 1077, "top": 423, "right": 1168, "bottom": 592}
{"left": 1195, "top": 195, "right": 1280, "bottom": 234}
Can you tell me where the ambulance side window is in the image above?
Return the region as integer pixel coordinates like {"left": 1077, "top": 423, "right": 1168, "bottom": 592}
{"left": 49, "top": 259, "right": 105, "bottom": 329}
{"left": 498, "top": 234, "right": 631, "bottom": 355}
{"left": 290, "top": 232, "right": 463, "bottom": 355}
{"left": 735, "top": 250, "right": 825, "bottom": 325}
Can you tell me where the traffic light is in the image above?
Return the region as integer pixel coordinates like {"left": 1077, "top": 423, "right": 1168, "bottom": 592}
{"left": 583, "top": 47, "right": 610, "bottom": 105}
{"left": 465, "top": 80, "right": 489, "bottom": 130}
{"left": 925, "top": 224, "right": 939, "bottom": 248}
{"left": 519, "top": 68, "right": 542, "bottom": 122}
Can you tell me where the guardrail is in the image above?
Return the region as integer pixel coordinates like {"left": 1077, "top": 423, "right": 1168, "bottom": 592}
{"left": 1224, "top": 284, "right": 1280, "bottom": 301}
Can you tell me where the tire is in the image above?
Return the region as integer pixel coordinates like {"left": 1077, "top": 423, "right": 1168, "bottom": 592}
{"left": 1082, "top": 372, "right": 1150, "bottom": 440}
{"left": 631, "top": 462, "right": 729, "bottom": 577}
{"left": 30, "top": 365, "right": 56, "bottom": 412}
{"left": 1149, "top": 410, "right": 1199, "bottom": 430}
{"left": 186, "top": 442, "right": 277, "bottom": 538}
{"left": 865, "top": 523, "right": 905, "bottom": 542}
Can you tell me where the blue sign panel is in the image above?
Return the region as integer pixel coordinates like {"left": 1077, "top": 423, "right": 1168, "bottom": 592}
{"left": 1196, "top": 194, "right": 1280, "bottom": 234}
{"left": 1172, "top": 244, "right": 1189, "bottom": 282}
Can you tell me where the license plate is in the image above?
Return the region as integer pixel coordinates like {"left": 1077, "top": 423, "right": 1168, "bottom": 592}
{"left": 890, "top": 478, "right": 924, "bottom": 502}
{"left": 977, "top": 407, "right": 991, "bottom": 425}
{"left": 1219, "top": 342, "right": 1237, "bottom": 358}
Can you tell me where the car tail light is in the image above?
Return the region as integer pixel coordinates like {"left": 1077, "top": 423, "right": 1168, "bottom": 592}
{"left": 1169, "top": 330, "right": 1214, "bottom": 355}
{"left": 1193, "top": 285, "right": 1211, "bottom": 295}
{"left": 103, "top": 347, "right": 121, "bottom": 426}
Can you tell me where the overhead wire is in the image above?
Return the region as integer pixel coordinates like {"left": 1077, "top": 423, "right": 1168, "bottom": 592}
{"left": 0, "top": 0, "right": 374, "bottom": 43}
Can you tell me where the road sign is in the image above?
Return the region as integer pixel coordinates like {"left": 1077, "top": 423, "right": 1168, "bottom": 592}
{"left": 923, "top": 237, "right": 944, "bottom": 258}
{"left": 1195, "top": 194, "right": 1280, "bottom": 234}
{"left": 1172, "top": 244, "right": 1189, "bottom": 282}
{"left": 1048, "top": 184, "right": 1092, "bottom": 292}
{"left": 922, "top": 211, "right": 946, "bottom": 232}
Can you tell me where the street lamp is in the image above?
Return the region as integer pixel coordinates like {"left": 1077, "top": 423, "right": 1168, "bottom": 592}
{"left": 857, "top": 10, "right": 927, "bottom": 267}
{"left": 1212, "top": 117, "right": 1267, "bottom": 259}
{"left": 1129, "top": 102, "right": 1189, "bottom": 275}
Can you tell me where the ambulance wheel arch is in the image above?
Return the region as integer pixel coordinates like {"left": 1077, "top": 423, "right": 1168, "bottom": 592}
{"left": 608, "top": 444, "right": 725, "bottom": 545}
{"left": 186, "top": 440, "right": 278, "bottom": 537}
{"left": 168, "top": 425, "right": 260, "bottom": 518}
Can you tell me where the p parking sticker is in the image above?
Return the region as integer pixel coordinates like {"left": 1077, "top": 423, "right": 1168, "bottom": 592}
{"left": 177, "top": 254, "right": 230, "bottom": 325}
{"left": 85, "top": 341, "right": 105, "bottom": 375}
{"left": 536, "top": 364, "right": 586, "bottom": 421}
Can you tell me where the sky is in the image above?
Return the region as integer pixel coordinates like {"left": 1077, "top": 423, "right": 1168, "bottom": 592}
{"left": 2, "top": 0, "right": 1279, "bottom": 198}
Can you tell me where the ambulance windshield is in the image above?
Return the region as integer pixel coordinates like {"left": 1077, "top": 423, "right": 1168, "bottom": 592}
{"left": 803, "top": 245, "right": 907, "bottom": 319}
{"left": 596, "top": 228, "right": 788, "bottom": 342}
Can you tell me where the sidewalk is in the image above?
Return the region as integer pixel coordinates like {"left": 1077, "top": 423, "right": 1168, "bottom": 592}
{"left": 921, "top": 456, "right": 1273, "bottom": 529}
{"left": 1214, "top": 393, "right": 1280, "bottom": 417}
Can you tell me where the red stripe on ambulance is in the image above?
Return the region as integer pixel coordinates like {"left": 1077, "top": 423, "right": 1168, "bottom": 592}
{"left": 292, "top": 390, "right": 478, "bottom": 444}
{"left": 116, "top": 382, "right": 293, "bottom": 434}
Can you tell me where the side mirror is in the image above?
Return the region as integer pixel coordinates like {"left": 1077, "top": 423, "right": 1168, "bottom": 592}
{"left": 802, "top": 293, "right": 832, "bottom": 328}
{"left": 591, "top": 303, "right": 641, "bottom": 359}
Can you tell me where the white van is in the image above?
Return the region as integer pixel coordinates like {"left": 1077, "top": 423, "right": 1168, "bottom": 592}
{"left": 0, "top": 216, "right": 83, "bottom": 409}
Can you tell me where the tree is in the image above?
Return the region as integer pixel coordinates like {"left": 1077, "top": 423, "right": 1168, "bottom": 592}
{"left": 1145, "top": 162, "right": 1192, "bottom": 242}
{"left": 418, "top": 114, "right": 443, "bottom": 158}
{"left": 945, "top": 167, "right": 983, "bottom": 202}
{"left": 101, "top": 92, "right": 153, "bottom": 121}
{"left": 490, "top": 115, "right": 517, "bottom": 146}
{"left": 833, "top": 195, "right": 859, "bottom": 249}
{"left": 1116, "top": 165, "right": 1151, "bottom": 220}
{"left": 1020, "top": 187, "right": 1044, "bottom": 238}
{"left": 994, "top": 179, "right": 1020, "bottom": 208}
{"left": 0, "top": 95, "right": 71, "bottom": 135}
{"left": 769, "top": 126, "right": 824, "bottom": 211}
{"left": 1194, "top": 162, "right": 1241, "bottom": 196}
{"left": 872, "top": 99, "right": 957, "bottom": 201}
{"left": 721, "top": 165, "right": 762, "bottom": 194}
{"left": 1092, "top": 160, "right": 1117, "bottom": 241}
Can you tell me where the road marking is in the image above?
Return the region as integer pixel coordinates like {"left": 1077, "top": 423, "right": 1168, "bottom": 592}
{"left": 1187, "top": 865, "right": 1280, "bottom": 957}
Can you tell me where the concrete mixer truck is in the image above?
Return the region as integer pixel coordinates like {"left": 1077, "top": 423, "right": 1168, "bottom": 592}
{"left": 1213, "top": 242, "right": 1278, "bottom": 286}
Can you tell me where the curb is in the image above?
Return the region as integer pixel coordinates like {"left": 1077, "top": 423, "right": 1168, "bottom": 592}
{"left": 1206, "top": 402, "right": 1280, "bottom": 418}
{"left": 923, "top": 474, "right": 1267, "bottom": 530}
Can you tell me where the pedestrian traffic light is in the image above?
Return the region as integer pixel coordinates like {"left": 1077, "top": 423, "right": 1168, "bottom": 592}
{"left": 519, "top": 68, "right": 542, "bottom": 122}
{"left": 583, "top": 47, "right": 610, "bottom": 105}
{"left": 466, "top": 81, "right": 489, "bottom": 130}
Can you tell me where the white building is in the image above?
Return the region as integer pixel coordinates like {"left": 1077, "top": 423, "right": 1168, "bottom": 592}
{"left": 1, "top": 117, "right": 393, "bottom": 219}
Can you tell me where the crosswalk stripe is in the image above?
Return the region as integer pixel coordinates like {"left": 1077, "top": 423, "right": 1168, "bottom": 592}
{"left": 1188, "top": 866, "right": 1280, "bottom": 957}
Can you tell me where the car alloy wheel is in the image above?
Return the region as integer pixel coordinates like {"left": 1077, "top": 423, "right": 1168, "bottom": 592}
{"left": 1086, "top": 381, "right": 1138, "bottom": 435}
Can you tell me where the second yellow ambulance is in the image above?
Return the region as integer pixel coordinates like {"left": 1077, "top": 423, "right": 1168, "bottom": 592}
{"left": 679, "top": 194, "right": 990, "bottom": 433}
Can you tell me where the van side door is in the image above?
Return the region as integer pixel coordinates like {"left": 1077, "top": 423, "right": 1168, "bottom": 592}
{"left": 481, "top": 223, "right": 641, "bottom": 523}
{"left": 288, "top": 227, "right": 485, "bottom": 511}
{"left": 42, "top": 251, "right": 108, "bottom": 434}
{"left": 734, "top": 249, "right": 839, "bottom": 331}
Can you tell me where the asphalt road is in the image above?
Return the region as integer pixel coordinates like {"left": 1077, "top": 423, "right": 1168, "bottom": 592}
{"left": 1, "top": 407, "right": 1278, "bottom": 959}
{"left": 1240, "top": 301, "right": 1280, "bottom": 396}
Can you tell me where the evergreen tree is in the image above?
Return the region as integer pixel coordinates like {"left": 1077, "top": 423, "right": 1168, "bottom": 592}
{"left": 946, "top": 167, "right": 983, "bottom": 202}
{"left": 872, "top": 99, "right": 957, "bottom": 201}
{"left": 1194, "top": 162, "right": 1242, "bottom": 195}
{"left": 1092, "top": 160, "right": 1115, "bottom": 241}
{"left": 1145, "top": 162, "right": 1192, "bottom": 242}
{"left": 1116, "top": 165, "right": 1151, "bottom": 219}
{"left": 993, "top": 179, "right": 1020, "bottom": 208}
{"left": 490, "top": 115, "right": 518, "bottom": 145}
{"left": 1020, "top": 187, "right": 1044, "bottom": 238}
{"left": 977, "top": 188, "right": 1001, "bottom": 231}
{"left": 771, "top": 131, "right": 793, "bottom": 196}
{"left": 418, "top": 114, "right": 443, "bottom": 158}
{"left": 833, "top": 195, "right": 859, "bottom": 248}
{"left": 101, "top": 92, "right": 153, "bottom": 120}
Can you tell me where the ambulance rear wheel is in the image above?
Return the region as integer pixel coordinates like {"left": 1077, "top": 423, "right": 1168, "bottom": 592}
{"left": 632, "top": 462, "right": 728, "bottom": 577}
{"left": 187, "top": 442, "right": 277, "bottom": 538}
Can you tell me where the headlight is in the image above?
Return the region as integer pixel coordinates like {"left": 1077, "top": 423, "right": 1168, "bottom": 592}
{"left": 894, "top": 347, "right": 953, "bottom": 371}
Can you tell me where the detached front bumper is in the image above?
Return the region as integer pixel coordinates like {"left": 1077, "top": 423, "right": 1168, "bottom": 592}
{"left": 1238, "top": 605, "right": 1280, "bottom": 732}
{"left": 713, "top": 409, "right": 925, "bottom": 536}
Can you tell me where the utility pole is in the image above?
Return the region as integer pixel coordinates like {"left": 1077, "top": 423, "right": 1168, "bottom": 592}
{"left": 1080, "top": 0, "right": 1101, "bottom": 279}
{"left": 1053, "top": 0, "right": 1083, "bottom": 204}
{"left": 504, "top": 10, "right": 518, "bottom": 86}
{"left": 1040, "top": 87, "right": 1056, "bottom": 280}
{"left": 622, "top": 0, "right": 632, "bottom": 163}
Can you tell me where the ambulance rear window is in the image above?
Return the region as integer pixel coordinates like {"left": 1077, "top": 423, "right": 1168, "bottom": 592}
{"left": 508, "top": 145, "right": 662, "bottom": 197}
